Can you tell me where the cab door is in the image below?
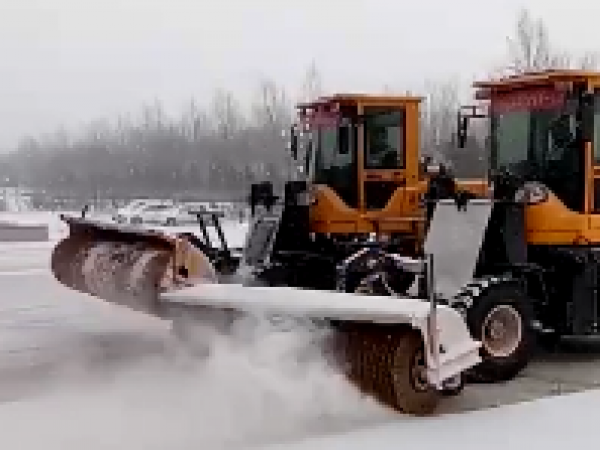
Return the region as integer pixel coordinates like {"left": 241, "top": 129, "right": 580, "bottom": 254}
{"left": 359, "top": 103, "right": 413, "bottom": 211}
{"left": 586, "top": 87, "right": 600, "bottom": 234}
{"left": 590, "top": 89, "right": 600, "bottom": 232}
{"left": 592, "top": 89, "right": 600, "bottom": 213}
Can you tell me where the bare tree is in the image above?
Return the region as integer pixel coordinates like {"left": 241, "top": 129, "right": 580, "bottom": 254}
{"left": 502, "top": 9, "right": 598, "bottom": 75}
{"left": 210, "top": 88, "right": 244, "bottom": 140}
{"left": 504, "top": 9, "right": 561, "bottom": 74}
{"left": 578, "top": 52, "right": 599, "bottom": 70}
{"left": 300, "top": 60, "right": 323, "bottom": 103}
{"left": 140, "top": 100, "right": 164, "bottom": 131}
{"left": 420, "top": 79, "right": 460, "bottom": 152}
{"left": 180, "top": 98, "right": 212, "bottom": 142}
{"left": 251, "top": 78, "right": 292, "bottom": 131}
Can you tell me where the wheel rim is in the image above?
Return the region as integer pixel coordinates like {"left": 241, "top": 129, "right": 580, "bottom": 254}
{"left": 481, "top": 304, "right": 523, "bottom": 358}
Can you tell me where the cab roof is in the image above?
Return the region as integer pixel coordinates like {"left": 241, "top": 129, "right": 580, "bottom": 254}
{"left": 473, "top": 69, "right": 600, "bottom": 96}
{"left": 296, "top": 93, "right": 423, "bottom": 110}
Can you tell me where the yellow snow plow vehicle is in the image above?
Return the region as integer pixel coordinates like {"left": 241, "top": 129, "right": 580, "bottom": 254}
{"left": 51, "top": 92, "right": 488, "bottom": 416}
{"left": 58, "top": 68, "right": 600, "bottom": 417}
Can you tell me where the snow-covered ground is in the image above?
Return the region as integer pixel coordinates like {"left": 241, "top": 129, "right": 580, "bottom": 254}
{"left": 0, "top": 210, "right": 599, "bottom": 449}
{"left": 0, "top": 211, "right": 393, "bottom": 449}
{"left": 260, "top": 387, "right": 600, "bottom": 450}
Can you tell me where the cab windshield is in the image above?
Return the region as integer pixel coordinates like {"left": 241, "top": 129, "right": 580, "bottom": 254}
{"left": 492, "top": 108, "right": 574, "bottom": 173}
{"left": 490, "top": 88, "right": 582, "bottom": 210}
{"left": 490, "top": 89, "right": 574, "bottom": 177}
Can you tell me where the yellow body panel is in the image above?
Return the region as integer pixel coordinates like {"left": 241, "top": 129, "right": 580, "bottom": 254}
{"left": 301, "top": 92, "right": 491, "bottom": 238}
{"left": 309, "top": 179, "right": 489, "bottom": 235}
{"left": 525, "top": 193, "right": 600, "bottom": 245}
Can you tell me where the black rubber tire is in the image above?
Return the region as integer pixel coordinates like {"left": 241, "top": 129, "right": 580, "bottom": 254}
{"left": 465, "top": 281, "right": 535, "bottom": 383}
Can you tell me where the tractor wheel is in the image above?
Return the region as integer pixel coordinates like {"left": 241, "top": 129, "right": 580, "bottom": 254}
{"left": 463, "top": 280, "right": 535, "bottom": 383}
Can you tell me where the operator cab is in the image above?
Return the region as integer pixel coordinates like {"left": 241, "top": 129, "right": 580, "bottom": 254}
{"left": 291, "top": 94, "right": 421, "bottom": 211}
{"left": 459, "top": 70, "right": 600, "bottom": 214}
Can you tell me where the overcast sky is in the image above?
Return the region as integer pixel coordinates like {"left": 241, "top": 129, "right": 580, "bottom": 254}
{"left": 0, "top": 0, "right": 598, "bottom": 150}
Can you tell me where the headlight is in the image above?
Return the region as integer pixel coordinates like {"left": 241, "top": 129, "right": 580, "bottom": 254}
{"left": 307, "top": 186, "right": 318, "bottom": 205}
{"left": 514, "top": 182, "right": 549, "bottom": 205}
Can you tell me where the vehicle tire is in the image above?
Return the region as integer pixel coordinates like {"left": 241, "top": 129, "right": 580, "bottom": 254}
{"left": 458, "top": 279, "right": 535, "bottom": 383}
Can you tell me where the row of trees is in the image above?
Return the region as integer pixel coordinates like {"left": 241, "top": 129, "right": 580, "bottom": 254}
{"left": 0, "top": 66, "right": 322, "bottom": 201}
{"left": 0, "top": 9, "right": 597, "bottom": 201}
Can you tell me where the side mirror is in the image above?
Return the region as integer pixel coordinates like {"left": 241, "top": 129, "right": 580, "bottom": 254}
{"left": 305, "top": 140, "right": 313, "bottom": 174}
{"left": 289, "top": 125, "right": 299, "bottom": 160}
{"left": 580, "top": 92, "right": 595, "bottom": 143}
{"left": 457, "top": 114, "right": 469, "bottom": 148}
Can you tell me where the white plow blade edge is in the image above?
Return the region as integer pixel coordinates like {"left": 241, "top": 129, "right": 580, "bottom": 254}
{"left": 160, "top": 284, "right": 482, "bottom": 388}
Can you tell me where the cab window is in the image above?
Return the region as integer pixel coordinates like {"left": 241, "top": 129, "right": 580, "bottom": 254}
{"left": 364, "top": 107, "right": 405, "bottom": 169}
{"left": 594, "top": 91, "right": 600, "bottom": 162}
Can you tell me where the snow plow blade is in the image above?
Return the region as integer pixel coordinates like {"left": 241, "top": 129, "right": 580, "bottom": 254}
{"left": 50, "top": 214, "right": 218, "bottom": 314}
{"left": 161, "top": 283, "right": 482, "bottom": 416}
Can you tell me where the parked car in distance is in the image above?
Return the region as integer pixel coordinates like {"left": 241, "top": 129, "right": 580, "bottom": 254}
{"left": 131, "top": 203, "right": 196, "bottom": 226}
{"left": 114, "top": 199, "right": 175, "bottom": 224}
{"left": 113, "top": 200, "right": 150, "bottom": 224}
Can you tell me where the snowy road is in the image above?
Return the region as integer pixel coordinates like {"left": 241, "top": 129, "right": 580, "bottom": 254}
{"left": 0, "top": 269, "right": 171, "bottom": 403}
{"left": 1, "top": 214, "right": 600, "bottom": 448}
{"left": 0, "top": 238, "right": 393, "bottom": 449}
{"left": 0, "top": 267, "right": 393, "bottom": 449}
